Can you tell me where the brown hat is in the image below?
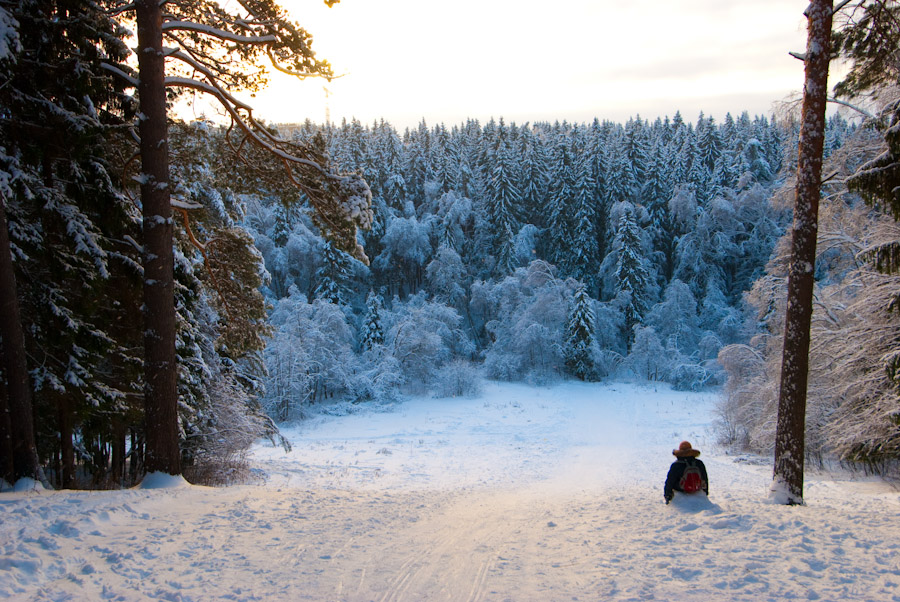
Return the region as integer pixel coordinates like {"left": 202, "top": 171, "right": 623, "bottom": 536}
{"left": 673, "top": 441, "right": 701, "bottom": 458}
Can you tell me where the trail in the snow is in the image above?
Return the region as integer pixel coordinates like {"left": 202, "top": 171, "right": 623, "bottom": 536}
{"left": 2, "top": 381, "right": 899, "bottom": 601}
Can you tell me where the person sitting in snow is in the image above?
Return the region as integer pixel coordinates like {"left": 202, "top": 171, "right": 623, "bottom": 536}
{"left": 664, "top": 441, "right": 708, "bottom": 504}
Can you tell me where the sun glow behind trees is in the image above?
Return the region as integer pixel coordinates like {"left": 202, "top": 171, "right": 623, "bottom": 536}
{"left": 230, "top": 0, "right": 813, "bottom": 129}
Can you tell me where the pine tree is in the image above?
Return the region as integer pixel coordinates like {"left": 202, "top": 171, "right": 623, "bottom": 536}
{"left": 486, "top": 123, "right": 523, "bottom": 274}
{"left": 0, "top": 0, "right": 138, "bottom": 485}
{"left": 0, "top": 191, "right": 40, "bottom": 485}
{"left": 773, "top": 0, "right": 833, "bottom": 506}
{"left": 360, "top": 291, "right": 386, "bottom": 351}
{"left": 431, "top": 124, "right": 453, "bottom": 194}
{"left": 565, "top": 284, "right": 597, "bottom": 381}
{"left": 519, "top": 130, "right": 550, "bottom": 227}
{"left": 697, "top": 113, "right": 722, "bottom": 173}
{"left": 123, "top": 0, "right": 372, "bottom": 477}
{"left": 568, "top": 152, "right": 601, "bottom": 291}
{"left": 403, "top": 120, "right": 433, "bottom": 205}
{"left": 315, "top": 240, "right": 354, "bottom": 306}
{"left": 545, "top": 139, "right": 576, "bottom": 269}
{"left": 624, "top": 117, "right": 650, "bottom": 200}
{"left": 745, "top": 139, "right": 774, "bottom": 183}
{"left": 835, "top": 0, "right": 900, "bottom": 218}
{"left": 614, "top": 207, "right": 653, "bottom": 350}
{"left": 605, "top": 142, "right": 633, "bottom": 205}
{"left": 644, "top": 140, "right": 672, "bottom": 275}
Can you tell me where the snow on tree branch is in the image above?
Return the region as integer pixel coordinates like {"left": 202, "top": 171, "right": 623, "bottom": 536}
{"left": 100, "top": 62, "right": 140, "bottom": 87}
{"left": 161, "top": 20, "right": 278, "bottom": 44}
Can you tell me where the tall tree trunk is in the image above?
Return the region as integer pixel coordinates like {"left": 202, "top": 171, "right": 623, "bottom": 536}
{"left": 130, "top": 429, "right": 144, "bottom": 484}
{"left": 0, "top": 367, "right": 13, "bottom": 485}
{"left": 773, "top": 0, "right": 833, "bottom": 505}
{"left": 57, "top": 394, "right": 75, "bottom": 489}
{"left": 136, "top": 0, "right": 181, "bottom": 476}
{"left": 0, "top": 192, "right": 44, "bottom": 484}
{"left": 110, "top": 418, "right": 126, "bottom": 486}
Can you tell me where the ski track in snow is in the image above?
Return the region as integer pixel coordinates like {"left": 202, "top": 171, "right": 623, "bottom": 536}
{"left": 2, "top": 381, "right": 900, "bottom": 601}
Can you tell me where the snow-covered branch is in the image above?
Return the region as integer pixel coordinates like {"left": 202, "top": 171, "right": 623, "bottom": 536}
{"left": 161, "top": 20, "right": 278, "bottom": 44}
{"left": 171, "top": 198, "right": 204, "bottom": 210}
{"left": 827, "top": 96, "right": 876, "bottom": 120}
{"left": 99, "top": 62, "right": 139, "bottom": 87}
{"left": 163, "top": 50, "right": 327, "bottom": 175}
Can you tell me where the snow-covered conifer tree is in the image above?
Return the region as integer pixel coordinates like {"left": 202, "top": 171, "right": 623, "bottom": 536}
{"left": 485, "top": 123, "right": 523, "bottom": 274}
{"left": 360, "top": 291, "right": 386, "bottom": 351}
{"left": 0, "top": 0, "right": 138, "bottom": 486}
{"left": 614, "top": 207, "right": 654, "bottom": 349}
{"left": 315, "top": 240, "right": 354, "bottom": 306}
{"left": 604, "top": 143, "right": 633, "bottom": 206}
{"left": 519, "top": 129, "right": 550, "bottom": 227}
{"left": 697, "top": 113, "right": 722, "bottom": 174}
{"left": 545, "top": 140, "right": 576, "bottom": 269}
{"left": 744, "top": 139, "right": 774, "bottom": 183}
{"left": 567, "top": 150, "right": 601, "bottom": 290}
{"left": 565, "top": 284, "right": 597, "bottom": 381}
{"left": 623, "top": 117, "right": 650, "bottom": 200}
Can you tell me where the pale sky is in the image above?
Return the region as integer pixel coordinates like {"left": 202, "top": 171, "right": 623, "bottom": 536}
{"left": 214, "top": 0, "right": 820, "bottom": 130}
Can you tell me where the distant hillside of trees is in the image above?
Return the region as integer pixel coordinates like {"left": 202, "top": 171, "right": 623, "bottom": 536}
{"left": 249, "top": 112, "right": 853, "bottom": 417}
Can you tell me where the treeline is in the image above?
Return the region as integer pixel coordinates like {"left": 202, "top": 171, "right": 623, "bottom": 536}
{"left": 249, "top": 112, "right": 853, "bottom": 420}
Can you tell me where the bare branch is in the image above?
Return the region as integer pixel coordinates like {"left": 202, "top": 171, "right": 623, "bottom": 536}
{"left": 827, "top": 96, "right": 877, "bottom": 119}
{"left": 163, "top": 76, "right": 326, "bottom": 174}
{"left": 833, "top": 0, "right": 854, "bottom": 15}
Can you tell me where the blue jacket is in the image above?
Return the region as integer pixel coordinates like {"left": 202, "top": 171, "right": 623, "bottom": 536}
{"left": 664, "top": 457, "right": 708, "bottom": 502}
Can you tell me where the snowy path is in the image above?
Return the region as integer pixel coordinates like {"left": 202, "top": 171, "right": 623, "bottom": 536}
{"left": 2, "top": 382, "right": 900, "bottom": 601}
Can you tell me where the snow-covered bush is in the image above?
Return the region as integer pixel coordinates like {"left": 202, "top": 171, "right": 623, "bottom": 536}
{"left": 480, "top": 261, "right": 572, "bottom": 382}
{"left": 669, "top": 360, "right": 714, "bottom": 392}
{"left": 355, "top": 352, "right": 406, "bottom": 403}
{"left": 622, "top": 326, "right": 668, "bottom": 381}
{"left": 385, "top": 293, "right": 473, "bottom": 391}
{"left": 263, "top": 288, "right": 360, "bottom": 419}
{"left": 432, "top": 360, "right": 484, "bottom": 398}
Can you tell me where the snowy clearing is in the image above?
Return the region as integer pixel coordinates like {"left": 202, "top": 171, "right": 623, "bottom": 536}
{"left": 2, "top": 381, "right": 900, "bottom": 601}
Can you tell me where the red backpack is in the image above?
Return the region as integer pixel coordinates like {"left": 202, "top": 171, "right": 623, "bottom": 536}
{"left": 679, "top": 461, "right": 704, "bottom": 494}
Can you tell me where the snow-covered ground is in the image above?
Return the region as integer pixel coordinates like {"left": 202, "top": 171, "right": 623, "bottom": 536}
{"left": 2, "top": 381, "right": 900, "bottom": 601}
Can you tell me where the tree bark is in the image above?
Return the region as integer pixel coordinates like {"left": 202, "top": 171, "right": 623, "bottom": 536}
{"left": 110, "top": 418, "right": 126, "bottom": 486}
{"left": 773, "top": 0, "right": 833, "bottom": 505}
{"left": 136, "top": 0, "right": 181, "bottom": 476}
{"left": 0, "top": 192, "right": 43, "bottom": 484}
{"left": 0, "top": 377, "right": 12, "bottom": 484}
{"left": 57, "top": 394, "right": 75, "bottom": 489}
